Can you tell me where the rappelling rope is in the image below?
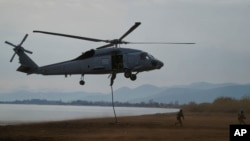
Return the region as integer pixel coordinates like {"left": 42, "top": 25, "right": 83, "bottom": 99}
{"left": 111, "top": 85, "right": 118, "bottom": 123}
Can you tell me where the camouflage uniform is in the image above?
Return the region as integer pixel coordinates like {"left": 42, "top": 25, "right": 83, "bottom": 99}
{"left": 175, "top": 109, "right": 184, "bottom": 126}
{"left": 238, "top": 110, "right": 246, "bottom": 125}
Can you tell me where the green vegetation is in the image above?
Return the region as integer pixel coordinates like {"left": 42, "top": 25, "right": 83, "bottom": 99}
{"left": 183, "top": 96, "right": 250, "bottom": 113}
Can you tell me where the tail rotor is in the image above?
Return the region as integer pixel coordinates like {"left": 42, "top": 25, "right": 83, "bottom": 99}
{"left": 5, "top": 34, "right": 33, "bottom": 62}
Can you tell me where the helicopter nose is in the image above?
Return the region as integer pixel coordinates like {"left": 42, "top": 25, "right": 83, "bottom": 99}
{"left": 151, "top": 60, "right": 158, "bottom": 67}
{"left": 157, "top": 60, "right": 164, "bottom": 69}
{"left": 151, "top": 60, "right": 164, "bottom": 69}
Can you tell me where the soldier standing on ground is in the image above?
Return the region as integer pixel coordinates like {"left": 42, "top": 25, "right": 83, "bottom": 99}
{"left": 175, "top": 109, "right": 184, "bottom": 127}
{"left": 238, "top": 110, "right": 246, "bottom": 125}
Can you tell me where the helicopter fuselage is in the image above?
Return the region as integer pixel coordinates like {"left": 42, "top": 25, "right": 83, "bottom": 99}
{"left": 36, "top": 47, "right": 164, "bottom": 76}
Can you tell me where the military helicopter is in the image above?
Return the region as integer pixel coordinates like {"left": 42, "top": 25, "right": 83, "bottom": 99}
{"left": 4, "top": 22, "right": 194, "bottom": 86}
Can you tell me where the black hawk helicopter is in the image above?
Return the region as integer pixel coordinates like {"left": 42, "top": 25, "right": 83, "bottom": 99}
{"left": 4, "top": 22, "right": 194, "bottom": 86}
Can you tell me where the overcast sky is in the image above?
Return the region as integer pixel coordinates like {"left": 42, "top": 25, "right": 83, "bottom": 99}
{"left": 1, "top": 0, "right": 250, "bottom": 93}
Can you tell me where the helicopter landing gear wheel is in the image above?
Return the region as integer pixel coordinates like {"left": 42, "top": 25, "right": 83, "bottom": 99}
{"left": 79, "top": 80, "right": 85, "bottom": 85}
{"left": 124, "top": 69, "right": 131, "bottom": 78}
{"left": 130, "top": 74, "right": 137, "bottom": 81}
{"left": 79, "top": 74, "right": 85, "bottom": 86}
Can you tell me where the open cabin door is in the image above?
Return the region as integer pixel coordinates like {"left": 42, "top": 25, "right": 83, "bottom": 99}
{"left": 111, "top": 54, "right": 123, "bottom": 70}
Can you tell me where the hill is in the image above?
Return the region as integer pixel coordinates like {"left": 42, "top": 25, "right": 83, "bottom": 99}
{"left": 0, "top": 82, "right": 250, "bottom": 104}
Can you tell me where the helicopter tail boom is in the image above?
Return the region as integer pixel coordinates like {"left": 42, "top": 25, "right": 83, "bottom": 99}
{"left": 16, "top": 51, "right": 38, "bottom": 74}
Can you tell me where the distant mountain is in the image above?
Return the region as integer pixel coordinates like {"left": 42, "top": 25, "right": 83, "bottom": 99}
{"left": 172, "top": 82, "right": 238, "bottom": 90}
{"left": 0, "top": 82, "right": 250, "bottom": 104}
{"left": 114, "top": 84, "right": 165, "bottom": 102}
{"left": 139, "top": 84, "right": 250, "bottom": 104}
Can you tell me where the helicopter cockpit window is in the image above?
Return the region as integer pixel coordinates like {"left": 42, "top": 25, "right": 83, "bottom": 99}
{"left": 149, "top": 54, "right": 155, "bottom": 59}
{"left": 74, "top": 49, "right": 95, "bottom": 60}
{"left": 140, "top": 53, "right": 151, "bottom": 60}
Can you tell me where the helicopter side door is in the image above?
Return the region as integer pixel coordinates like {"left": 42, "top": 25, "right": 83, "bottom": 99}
{"left": 111, "top": 54, "right": 123, "bottom": 71}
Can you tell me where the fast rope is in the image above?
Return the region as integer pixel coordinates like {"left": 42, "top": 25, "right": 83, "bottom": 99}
{"left": 111, "top": 85, "right": 118, "bottom": 123}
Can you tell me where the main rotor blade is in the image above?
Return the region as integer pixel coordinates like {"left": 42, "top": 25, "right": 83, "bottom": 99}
{"left": 33, "top": 30, "right": 107, "bottom": 42}
{"left": 10, "top": 53, "right": 16, "bottom": 62}
{"left": 24, "top": 49, "right": 33, "bottom": 54}
{"left": 97, "top": 43, "right": 114, "bottom": 49}
{"left": 125, "top": 42, "right": 196, "bottom": 44}
{"left": 5, "top": 41, "right": 17, "bottom": 48}
{"left": 19, "top": 34, "right": 28, "bottom": 46}
{"left": 119, "top": 22, "right": 141, "bottom": 41}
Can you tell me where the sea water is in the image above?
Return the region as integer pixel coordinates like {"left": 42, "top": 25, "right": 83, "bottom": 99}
{"left": 0, "top": 104, "right": 178, "bottom": 125}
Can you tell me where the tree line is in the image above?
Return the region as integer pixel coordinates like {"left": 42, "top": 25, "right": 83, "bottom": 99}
{"left": 1, "top": 96, "right": 249, "bottom": 113}
{"left": 183, "top": 96, "right": 250, "bottom": 113}
{"left": 0, "top": 99, "right": 179, "bottom": 108}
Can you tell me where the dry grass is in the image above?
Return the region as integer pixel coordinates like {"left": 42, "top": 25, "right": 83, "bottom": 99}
{"left": 0, "top": 112, "right": 245, "bottom": 141}
{"left": 184, "top": 97, "right": 250, "bottom": 113}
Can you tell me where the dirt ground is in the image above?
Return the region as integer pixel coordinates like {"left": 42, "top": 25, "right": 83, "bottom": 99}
{"left": 0, "top": 112, "right": 245, "bottom": 141}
